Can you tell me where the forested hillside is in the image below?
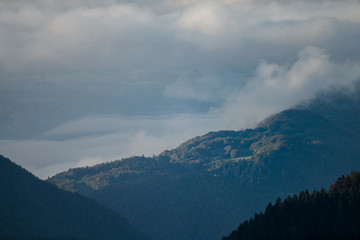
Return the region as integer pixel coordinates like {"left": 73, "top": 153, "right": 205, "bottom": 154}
{"left": 0, "top": 155, "right": 148, "bottom": 240}
{"left": 49, "top": 84, "right": 360, "bottom": 240}
{"left": 223, "top": 171, "right": 360, "bottom": 240}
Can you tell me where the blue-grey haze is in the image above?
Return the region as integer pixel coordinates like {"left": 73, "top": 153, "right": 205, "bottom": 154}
{"left": 1, "top": 0, "right": 360, "bottom": 178}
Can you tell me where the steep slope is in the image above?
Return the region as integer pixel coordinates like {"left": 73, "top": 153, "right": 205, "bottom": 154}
{"left": 90, "top": 172, "right": 269, "bottom": 240}
{"left": 50, "top": 156, "right": 269, "bottom": 239}
{"left": 49, "top": 85, "right": 360, "bottom": 240}
{"left": 223, "top": 171, "right": 360, "bottom": 240}
{"left": 0, "top": 155, "right": 148, "bottom": 240}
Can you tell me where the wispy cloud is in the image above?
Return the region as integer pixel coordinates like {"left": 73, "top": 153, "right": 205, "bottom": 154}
{"left": 1, "top": 0, "right": 360, "bottom": 178}
{"left": 215, "top": 47, "right": 360, "bottom": 129}
{"left": 0, "top": 114, "right": 215, "bottom": 178}
{"left": 1, "top": 0, "right": 360, "bottom": 73}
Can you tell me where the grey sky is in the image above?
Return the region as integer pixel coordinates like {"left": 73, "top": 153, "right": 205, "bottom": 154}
{"left": 1, "top": 0, "right": 360, "bottom": 178}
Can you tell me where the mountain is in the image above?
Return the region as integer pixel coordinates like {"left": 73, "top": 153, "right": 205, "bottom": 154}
{"left": 223, "top": 171, "right": 360, "bottom": 240}
{"left": 50, "top": 155, "right": 269, "bottom": 240}
{"left": 0, "top": 155, "right": 149, "bottom": 240}
{"left": 49, "top": 84, "right": 360, "bottom": 240}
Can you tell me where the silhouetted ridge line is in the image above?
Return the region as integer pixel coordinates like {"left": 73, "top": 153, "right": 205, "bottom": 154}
{"left": 0, "top": 155, "right": 149, "bottom": 240}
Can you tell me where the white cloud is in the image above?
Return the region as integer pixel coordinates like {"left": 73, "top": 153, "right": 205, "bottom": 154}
{"left": 3, "top": 46, "right": 360, "bottom": 179}
{"left": 215, "top": 46, "right": 360, "bottom": 130}
{"left": 2, "top": 0, "right": 360, "bottom": 74}
{"left": 176, "top": 1, "right": 226, "bottom": 36}
{"left": 1, "top": 0, "right": 360, "bottom": 178}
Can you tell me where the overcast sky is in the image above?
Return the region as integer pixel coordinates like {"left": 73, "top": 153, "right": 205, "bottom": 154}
{"left": 1, "top": 0, "right": 360, "bottom": 178}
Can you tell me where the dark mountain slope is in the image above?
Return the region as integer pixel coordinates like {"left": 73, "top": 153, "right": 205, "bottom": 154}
{"left": 0, "top": 155, "right": 148, "bottom": 240}
{"left": 91, "top": 172, "right": 269, "bottom": 240}
{"left": 49, "top": 85, "right": 360, "bottom": 240}
{"left": 50, "top": 155, "right": 269, "bottom": 239}
{"left": 223, "top": 171, "right": 360, "bottom": 240}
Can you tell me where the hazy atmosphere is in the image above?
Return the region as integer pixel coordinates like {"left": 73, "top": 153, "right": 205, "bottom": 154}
{"left": 1, "top": 0, "right": 360, "bottom": 178}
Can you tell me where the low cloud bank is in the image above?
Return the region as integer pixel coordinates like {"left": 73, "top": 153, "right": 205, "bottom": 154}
{"left": 0, "top": 114, "right": 215, "bottom": 178}
{"left": 1, "top": 0, "right": 360, "bottom": 178}
{"left": 215, "top": 47, "right": 360, "bottom": 129}
{"left": 2, "top": 46, "right": 360, "bottom": 178}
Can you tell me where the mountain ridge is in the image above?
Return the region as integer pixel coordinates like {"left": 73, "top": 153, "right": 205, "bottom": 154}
{"left": 49, "top": 84, "right": 360, "bottom": 240}
{"left": 0, "top": 155, "right": 149, "bottom": 240}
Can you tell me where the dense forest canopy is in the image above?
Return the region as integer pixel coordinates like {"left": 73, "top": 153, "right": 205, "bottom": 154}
{"left": 223, "top": 171, "right": 360, "bottom": 240}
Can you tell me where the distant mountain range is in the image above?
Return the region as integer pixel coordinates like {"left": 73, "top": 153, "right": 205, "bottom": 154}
{"left": 46, "top": 83, "right": 360, "bottom": 240}
{"left": 0, "top": 155, "right": 149, "bottom": 240}
{"left": 223, "top": 170, "right": 360, "bottom": 240}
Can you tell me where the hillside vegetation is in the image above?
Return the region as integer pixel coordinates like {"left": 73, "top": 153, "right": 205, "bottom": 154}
{"left": 223, "top": 171, "right": 360, "bottom": 240}
{"left": 49, "top": 84, "right": 360, "bottom": 240}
